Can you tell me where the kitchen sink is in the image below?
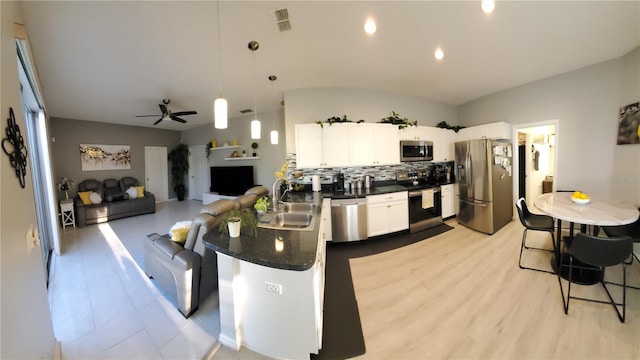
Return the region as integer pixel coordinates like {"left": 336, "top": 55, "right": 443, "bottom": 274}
{"left": 257, "top": 203, "right": 316, "bottom": 231}
{"left": 273, "top": 213, "right": 313, "bottom": 228}
{"left": 280, "top": 203, "right": 315, "bottom": 214}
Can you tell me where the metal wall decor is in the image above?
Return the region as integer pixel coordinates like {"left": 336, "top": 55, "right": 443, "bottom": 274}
{"left": 2, "top": 108, "right": 28, "bottom": 188}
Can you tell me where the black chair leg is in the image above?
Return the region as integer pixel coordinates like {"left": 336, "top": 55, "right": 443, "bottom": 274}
{"left": 519, "top": 229, "right": 555, "bottom": 274}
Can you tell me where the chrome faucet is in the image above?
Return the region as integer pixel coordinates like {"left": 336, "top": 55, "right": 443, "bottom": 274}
{"left": 272, "top": 177, "right": 291, "bottom": 210}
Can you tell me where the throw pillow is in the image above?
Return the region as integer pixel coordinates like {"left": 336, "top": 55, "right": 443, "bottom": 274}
{"left": 135, "top": 186, "right": 144, "bottom": 197}
{"left": 170, "top": 220, "right": 192, "bottom": 244}
{"left": 89, "top": 192, "right": 102, "bottom": 204}
{"left": 125, "top": 187, "right": 137, "bottom": 199}
{"left": 78, "top": 191, "right": 92, "bottom": 205}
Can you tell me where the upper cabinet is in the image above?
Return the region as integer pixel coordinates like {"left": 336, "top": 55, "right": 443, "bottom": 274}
{"left": 433, "top": 128, "right": 457, "bottom": 162}
{"left": 457, "top": 121, "right": 512, "bottom": 141}
{"left": 295, "top": 123, "right": 399, "bottom": 168}
{"left": 399, "top": 126, "right": 431, "bottom": 141}
{"left": 349, "top": 124, "right": 399, "bottom": 166}
{"left": 295, "top": 123, "right": 350, "bottom": 168}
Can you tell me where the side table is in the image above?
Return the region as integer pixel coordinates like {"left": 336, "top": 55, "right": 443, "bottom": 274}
{"left": 60, "top": 198, "right": 75, "bottom": 229}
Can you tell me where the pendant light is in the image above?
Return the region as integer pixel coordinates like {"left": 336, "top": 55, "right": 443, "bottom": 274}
{"left": 268, "top": 75, "right": 279, "bottom": 145}
{"left": 249, "top": 40, "right": 261, "bottom": 139}
{"left": 214, "top": 0, "right": 228, "bottom": 129}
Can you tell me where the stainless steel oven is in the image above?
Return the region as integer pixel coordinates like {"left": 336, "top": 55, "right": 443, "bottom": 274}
{"left": 408, "top": 187, "right": 443, "bottom": 233}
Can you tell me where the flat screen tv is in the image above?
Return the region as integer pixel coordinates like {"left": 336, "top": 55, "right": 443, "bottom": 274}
{"left": 210, "top": 166, "right": 255, "bottom": 196}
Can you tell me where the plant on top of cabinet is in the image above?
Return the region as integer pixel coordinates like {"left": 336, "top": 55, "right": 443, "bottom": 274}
{"left": 378, "top": 111, "right": 417, "bottom": 129}
{"left": 315, "top": 115, "right": 364, "bottom": 128}
{"left": 436, "top": 121, "right": 465, "bottom": 133}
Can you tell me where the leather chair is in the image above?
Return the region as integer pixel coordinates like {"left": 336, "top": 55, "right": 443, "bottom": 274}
{"left": 103, "top": 178, "right": 125, "bottom": 202}
{"left": 144, "top": 213, "right": 221, "bottom": 317}
{"left": 516, "top": 197, "right": 556, "bottom": 274}
{"left": 558, "top": 233, "right": 633, "bottom": 323}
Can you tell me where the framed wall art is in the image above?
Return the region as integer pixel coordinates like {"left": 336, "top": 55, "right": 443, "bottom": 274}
{"left": 616, "top": 102, "right": 640, "bottom": 145}
{"left": 80, "top": 144, "right": 131, "bottom": 171}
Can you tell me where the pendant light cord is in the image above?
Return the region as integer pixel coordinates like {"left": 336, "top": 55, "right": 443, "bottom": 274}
{"left": 253, "top": 49, "right": 257, "bottom": 117}
{"left": 216, "top": 0, "right": 222, "bottom": 95}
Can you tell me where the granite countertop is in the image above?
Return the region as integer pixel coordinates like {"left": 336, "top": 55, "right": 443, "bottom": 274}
{"left": 202, "top": 192, "right": 325, "bottom": 271}
{"left": 201, "top": 184, "right": 415, "bottom": 271}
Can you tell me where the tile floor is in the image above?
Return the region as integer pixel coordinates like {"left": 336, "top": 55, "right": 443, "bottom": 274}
{"left": 49, "top": 200, "right": 225, "bottom": 359}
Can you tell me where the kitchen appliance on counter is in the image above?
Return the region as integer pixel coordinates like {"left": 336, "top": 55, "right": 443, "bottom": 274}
{"left": 429, "top": 161, "right": 455, "bottom": 184}
{"left": 396, "top": 171, "right": 443, "bottom": 233}
{"left": 455, "top": 139, "right": 513, "bottom": 234}
{"left": 400, "top": 140, "right": 433, "bottom": 162}
{"left": 333, "top": 172, "right": 345, "bottom": 192}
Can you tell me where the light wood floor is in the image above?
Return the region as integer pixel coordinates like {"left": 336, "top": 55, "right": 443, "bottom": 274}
{"left": 349, "top": 219, "right": 640, "bottom": 359}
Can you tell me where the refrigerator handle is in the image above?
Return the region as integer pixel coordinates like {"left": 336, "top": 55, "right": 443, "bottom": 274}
{"left": 459, "top": 198, "right": 487, "bottom": 207}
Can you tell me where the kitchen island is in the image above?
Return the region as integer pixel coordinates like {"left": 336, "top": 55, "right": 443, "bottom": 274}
{"left": 203, "top": 192, "right": 328, "bottom": 359}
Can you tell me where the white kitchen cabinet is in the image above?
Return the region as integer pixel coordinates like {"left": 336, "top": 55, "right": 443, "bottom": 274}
{"left": 366, "top": 192, "right": 409, "bottom": 237}
{"left": 441, "top": 184, "right": 455, "bottom": 219}
{"left": 349, "top": 123, "right": 399, "bottom": 166}
{"left": 399, "top": 125, "right": 431, "bottom": 140}
{"left": 433, "top": 128, "right": 457, "bottom": 162}
{"left": 457, "top": 122, "right": 512, "bottom": 141}
{"left": 295, "top": 123, "right": 349, "bottom": 168}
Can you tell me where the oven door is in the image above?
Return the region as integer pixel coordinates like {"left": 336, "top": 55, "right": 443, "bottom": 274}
{"left": 408, "top": 188, "right": 443, "bottom": 233}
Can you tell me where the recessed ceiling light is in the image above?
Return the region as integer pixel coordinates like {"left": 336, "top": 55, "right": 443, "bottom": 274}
{"left": 364, "top": 19, "right": 376, "bottom": 35}
{"left": 481, "top": 0, "right": 495, "bottom": 14}
{"left": 434, "top": 48, "right": 444, "bottom": 60}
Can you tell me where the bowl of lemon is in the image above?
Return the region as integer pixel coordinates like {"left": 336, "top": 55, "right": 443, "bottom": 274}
{"left": 571, "top": 191, "right": 590, "bottom": 204}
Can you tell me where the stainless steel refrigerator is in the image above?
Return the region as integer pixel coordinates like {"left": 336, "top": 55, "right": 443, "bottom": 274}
{"left": 455, "top": 139, "right": 513, "bottom": 234}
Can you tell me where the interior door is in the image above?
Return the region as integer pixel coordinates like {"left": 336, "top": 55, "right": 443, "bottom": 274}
{"left": 188, "top": 145, "right": 208, "bottom": 201}
{"left": 145, "top": 146, "right": 168, "bottom": 202}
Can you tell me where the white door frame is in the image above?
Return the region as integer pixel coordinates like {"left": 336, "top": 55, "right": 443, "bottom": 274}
{"left": 511, "top": 119, "right": 560, "bottom": 211}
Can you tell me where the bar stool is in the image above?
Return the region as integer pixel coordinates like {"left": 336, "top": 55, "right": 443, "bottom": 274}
{"left": 516, "top": 198, "right": 556, "bottom": 274}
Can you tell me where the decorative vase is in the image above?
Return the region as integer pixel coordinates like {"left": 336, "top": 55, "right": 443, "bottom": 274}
{"left": 227, "top": 218, "right": 241, "bottom": 237}
{"left": 65, "top": 190, "right": 69, "bottom": 200}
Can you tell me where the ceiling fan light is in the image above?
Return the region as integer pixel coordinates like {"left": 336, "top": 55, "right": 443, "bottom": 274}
{"left": 251, "top": 119, "right": 261, "bottom": 139}
{"left": 214, "top": 97, "right": 228, "bottom": 129}
{"left": 270, "top": 130, "right": 279, "bottom": 145}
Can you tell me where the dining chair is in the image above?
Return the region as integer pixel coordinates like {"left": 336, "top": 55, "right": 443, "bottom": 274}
{"left": 602, "top": 211, "right": 640, "bottom": 290}
{"left": 558, "top": 233, "right": 633, "bottom": 323}
{"left": 516, "top": 198, "right": 556, "bottom": 274}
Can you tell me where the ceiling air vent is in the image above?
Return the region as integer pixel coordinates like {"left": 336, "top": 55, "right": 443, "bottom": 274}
{"left": 272, "top": 8, "right": 291, "bottom": 32}
{"left": 239, "top": 109, "right": 253, "bottom": 114}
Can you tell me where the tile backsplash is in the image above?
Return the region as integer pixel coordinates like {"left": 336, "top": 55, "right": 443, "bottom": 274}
{"left": 285, "top": 153, "right": 437, "bottom": 184}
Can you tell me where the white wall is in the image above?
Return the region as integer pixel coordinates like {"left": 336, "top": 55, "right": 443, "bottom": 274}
{"left": 1, "top": 1, "right": 57, "bottom": 358}
{"left": 181, "top": 108, "right": 286, "bottom": 190}
{"left": 284, "top": 87, "right": 458, "bottom": 153}
{"left": 458, "top": 47, "right": 640, "bottom": 205}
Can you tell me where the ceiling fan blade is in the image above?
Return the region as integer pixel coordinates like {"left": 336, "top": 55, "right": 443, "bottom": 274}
{"left": 136, "top": 114, "right": 161, "bottom": 117}
{"left": 171, "top": 116, "right": 187, "bottom": 123}
{"left": 153, "top": 118, "right": 163, "bottom": 125}
{"left": 172, "top": 111, "right": 197, "bottom": 116}
{"left": 159, "top": 104, "right": 168, "bottom": 114}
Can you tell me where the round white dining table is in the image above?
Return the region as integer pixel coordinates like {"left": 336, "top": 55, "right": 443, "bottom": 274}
{"left": 534, "top": 192, "right": 639, "bottom": 226}
{"left": 534, "top": 192, "right": 639, "bottom": 284}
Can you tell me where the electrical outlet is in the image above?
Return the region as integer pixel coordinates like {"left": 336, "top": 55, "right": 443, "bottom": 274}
{"left": 265, "top": 282, "right": 282, "bottom": 294}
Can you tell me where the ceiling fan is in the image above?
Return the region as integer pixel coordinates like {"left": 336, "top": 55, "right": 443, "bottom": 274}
{"left": 136, "top": 99, "right": 197, "bottom": 125}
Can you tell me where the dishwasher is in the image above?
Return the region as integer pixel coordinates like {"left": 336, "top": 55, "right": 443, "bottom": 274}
{"left": 331, "top": 198, "right": 368, "bottom": 242}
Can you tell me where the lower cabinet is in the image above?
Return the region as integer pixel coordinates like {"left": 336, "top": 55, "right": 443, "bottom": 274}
{"left": 441, "top": 184, "right": 455, "bottom": 219}
{"left": 321, "top": 198, "right": 332, "bottom": 241}
{"left": 366, "top": 192, "right": 409, "bottom": 237}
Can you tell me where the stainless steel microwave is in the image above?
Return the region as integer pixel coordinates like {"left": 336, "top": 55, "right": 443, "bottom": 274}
{"left": 400, "top": 140, "right": 433, "bottom": 162}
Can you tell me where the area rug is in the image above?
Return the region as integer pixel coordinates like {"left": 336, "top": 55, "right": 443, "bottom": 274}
{"left": 312, "top": 223, "right": 454, "bottom": 360}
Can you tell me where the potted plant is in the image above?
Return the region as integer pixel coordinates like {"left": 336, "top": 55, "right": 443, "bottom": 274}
{"left": 168, "top": 143, "right": 190, "bottom": 201}
{"left": 251, "top": 142, "right": 259, "bottom": 157}
{"left": 219, "top": 208, "right": 258, "bottom": 237}
{"left": 379, "top": 111, "right": 417, "bottom": 129}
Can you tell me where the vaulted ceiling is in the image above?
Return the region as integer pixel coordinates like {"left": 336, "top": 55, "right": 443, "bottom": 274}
{"left": 20, "top": 1, "right": 640, "bottom": 130}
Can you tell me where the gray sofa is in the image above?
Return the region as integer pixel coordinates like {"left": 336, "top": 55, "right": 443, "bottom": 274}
{"left": 144, "top": 185, "right": 269, "bottom": 317}
{"left": 74, "top": 177, "right": 156, "bottom": 227}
